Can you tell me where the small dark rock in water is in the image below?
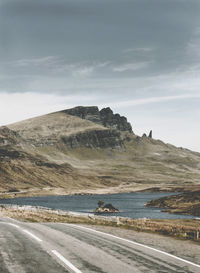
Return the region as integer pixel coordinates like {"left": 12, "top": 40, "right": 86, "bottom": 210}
{"left": 94, "top": 203, "right": 119, "bottom": 213}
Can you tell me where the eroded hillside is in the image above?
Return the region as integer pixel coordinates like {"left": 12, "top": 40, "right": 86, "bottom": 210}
{"left": 0, "top": 106, "right": 199, "bottom": 197}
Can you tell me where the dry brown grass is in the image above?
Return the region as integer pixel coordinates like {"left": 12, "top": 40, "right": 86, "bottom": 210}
{"left": 9, "top": 112, "right": 105, "bottom": 140}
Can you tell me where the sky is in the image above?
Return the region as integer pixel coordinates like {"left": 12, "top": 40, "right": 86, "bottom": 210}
{"left": 0, "top": 0, "right": 200, "bottom": 151}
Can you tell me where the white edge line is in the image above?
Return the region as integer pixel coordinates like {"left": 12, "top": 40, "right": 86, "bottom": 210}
{"left": 52, "top": 250, "right": 83, "bottom": 273}
{"left": 6, "top": 222, "right": 42, "bottom": 243}
{"left": 67, "top": 224, "right": 200, "bottom": 269}
{"left": 7, "top": 223, "right": 20, "bottom": 229}
{"left": 22, "top": 229, "right": 42, "bottom": 242}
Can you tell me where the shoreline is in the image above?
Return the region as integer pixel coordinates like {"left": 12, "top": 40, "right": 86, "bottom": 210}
{"left": 0, "top": 189, "right": 197, "bottom": 218}
{"left": 146, "top": 190, "right": 200, "bottom": 217}
{"left": 1, "top": 186, "right": 199, "bottom": 218}
{"left": 0, "top": 184, "right": 185, "bottom": 199}
{"left": 0, "top": 204, "right": 200, "bottom": 243}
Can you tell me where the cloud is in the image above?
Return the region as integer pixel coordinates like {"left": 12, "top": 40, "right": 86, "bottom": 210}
{"left": 123, "top": 47, "right": 154, "bottom": 53}
{"left": 186, "top": 26, "right": 200, "bottom": 58}
{"left": 72, "top": 66, "right": 94, "bottom": 77}
{"left": 5, "top": 57, "right": 111, "bottom": 78}
{"left": 1, "top": 58, "right": 200, "bottom": 96}
{"left": 112, "top": 62, "right": 150, "bottom": 72}
{"left": 9, "top": 56, "right": 59, "bottom": 67}
{"left": 1, "top": 0, "right": 91, "bottom": 17}
{"left": 106, "top": 94, "right": 200, "bottom": 108}
{"left": 60, "top": 61, "right": 110, "bottom": 77}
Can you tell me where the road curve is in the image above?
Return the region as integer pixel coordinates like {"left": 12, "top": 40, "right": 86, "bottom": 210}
{"left": 0, "top": 218, "right": 199, "bottom": 273}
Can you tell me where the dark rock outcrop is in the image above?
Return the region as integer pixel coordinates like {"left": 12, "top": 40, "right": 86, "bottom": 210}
{"left": 0, "top": 127, "right": 21, "bottom": 145}
{"left": 0, "top": 148, "right": 21, "bottom": 161}
{"left": 61, "top": 129, "right": 123, "bottom": 149}
{"left": 62, "top": 106, "right": 101, "bottom": 125}
{"left": 148, "top": 130, "right": 152, "bottom": 138}
{"left": 63, "top": 106, "right": 133, "bottom": 133}
{"left": 60, "top": 106, "right": 133, "bottom": 149}
{"left": 146, "top": 190, "right": 200, "bottom": 216}
{"left": 99, "top": 107, "right": 133, "bottom": 133}
{"left": 142, "top": 131, "right": 153, "bottom": 139}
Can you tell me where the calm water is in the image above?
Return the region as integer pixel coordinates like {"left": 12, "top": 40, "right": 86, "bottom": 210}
{"left": 0, "top": 192, "right": 194, "bottom": 219}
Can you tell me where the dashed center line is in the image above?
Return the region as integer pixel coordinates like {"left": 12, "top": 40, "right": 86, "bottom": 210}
{"left": 6, "top": 222, "right": 81, "bottom": 273}
{"left": 52, "top": 250, "right": 83, "bottom": 273}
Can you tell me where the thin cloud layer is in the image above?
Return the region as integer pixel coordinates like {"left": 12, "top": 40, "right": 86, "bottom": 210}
{"left": 106, "top": 94, "right": 200, "bottom": 108}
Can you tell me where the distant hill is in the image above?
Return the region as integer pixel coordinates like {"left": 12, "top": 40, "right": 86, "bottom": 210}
{"left": 0, "top": 106, "right": 199, "bottom": 198}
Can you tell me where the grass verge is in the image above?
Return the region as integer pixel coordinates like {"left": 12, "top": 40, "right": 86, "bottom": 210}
{"left": 1, "top": 205, "right": 199, "bottom": 243}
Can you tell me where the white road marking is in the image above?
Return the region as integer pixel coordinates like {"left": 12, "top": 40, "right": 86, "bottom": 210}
{"left": 22, "top": 229, "right": 42, "bottom": 242}
{"left": 5, "top": 223, "right": 42, "bottom": 242}
{"left": 8, "top": 223, "right": 20, "bottom": 229}
{"left": 4, "top": 221, "right": 82, "bottom": 272}
{"left": 67, "top": 224, "right": 200, "bottom": 269}
{"left": 52, "top": 250, "right": 83, "bottom": 273}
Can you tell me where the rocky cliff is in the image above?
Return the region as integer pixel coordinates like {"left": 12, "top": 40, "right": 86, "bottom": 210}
{"left": 0, "top": 127, "right": 21, "bottom": 145}
{"left": 99, "top": 107, "right": 133, "bottom": 133}
{"left": 62, "top": 106, "right": 101, "bottom": 125}
{"left": 61, "top": 129, "right": 123, "bottom": 149}
{"left": 63, "top": 106, "right": 133, "bottom": 133}
{"left": 9, "top": 111, "right": 124, "bottom": 149}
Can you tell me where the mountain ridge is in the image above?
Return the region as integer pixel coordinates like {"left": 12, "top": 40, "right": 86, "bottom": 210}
{"left": 0, "top": 106, "right": 199, "bottom": 198}
{"left": 63, "top": 106, "right": 133, "bottom": 133}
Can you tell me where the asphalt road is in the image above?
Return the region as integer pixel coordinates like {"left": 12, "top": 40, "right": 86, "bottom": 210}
{"left": 0, "top": 218, "right": 199, "bottom": 273}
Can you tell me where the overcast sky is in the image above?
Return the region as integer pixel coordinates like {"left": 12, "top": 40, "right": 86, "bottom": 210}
{"left": 0, "top": 0, "right": 200, "bottom": 151}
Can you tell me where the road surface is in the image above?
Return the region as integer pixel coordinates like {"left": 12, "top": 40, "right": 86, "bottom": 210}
{"left": 0, "top": 218, "right": 199, "bottom": 273}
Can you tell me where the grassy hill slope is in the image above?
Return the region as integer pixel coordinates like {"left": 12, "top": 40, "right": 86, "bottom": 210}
{"left": 0, "top": 107, "right": 199, "bottom": 197}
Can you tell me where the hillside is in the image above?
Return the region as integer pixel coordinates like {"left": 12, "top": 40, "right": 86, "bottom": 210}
{"left": 146, "top": 190, "right": 200, "bottom": 216}
{"left": 0, "top": 106, "right": 199, "bottom": 198}
{"left": 8, "top": 109, "right": 123, "bottom": 149}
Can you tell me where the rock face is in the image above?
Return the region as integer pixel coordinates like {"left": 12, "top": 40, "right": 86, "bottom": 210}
{"left": 61, "top": 129, "right": 123, "bottom": 149}
{"left": 94, "top": 203, "right": 119, "bottom": 213}
{"left": 63, "top": 106, "right": 133, "bottom": 133}
{"left": 62, "top": 106, "right": 101, "bottom": 125}
{"left": 99, "top": 107, "right": 133, "bottom": 133}
{"left": 142, "top": 131, "right": 153, "bottom": 139}
{"left": 148, "top": 130, "right": 153, "bottom": 138}
{"left": 0, "top": 127, "right": 21, "bottom": 145}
